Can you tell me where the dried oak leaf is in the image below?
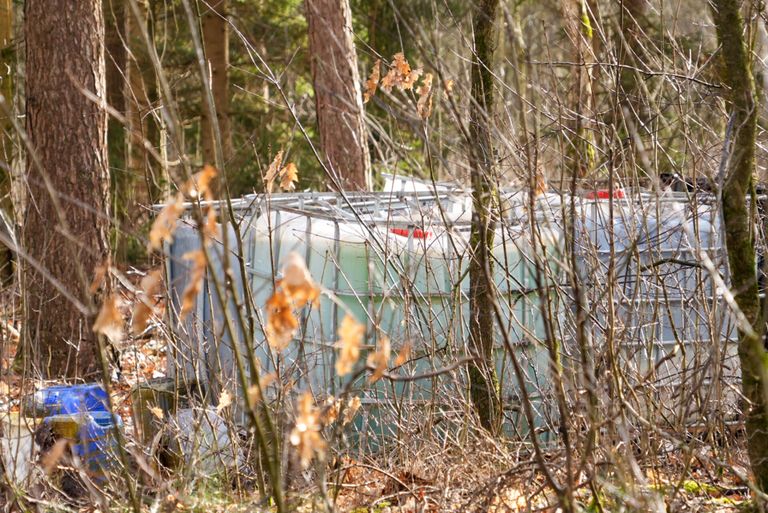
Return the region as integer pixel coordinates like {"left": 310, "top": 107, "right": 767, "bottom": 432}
{"left": 279, "top": 162, "right": 299, "bottom": 192}
{"left": 185, "top": 164, "right": 219, "bottom": 200}
{"left": 41, "top": 438, "right": 70, "bottom": 475}
{"left": 335, "top": 314, "right": 364, "bottom": 376}
{"left": 343, "top": 396, "right": 361, "bottom": 425}
{"left": 281, "top": 252, "right": 320, "bottom": 308}
{"left": 417, "top": 73, "right": 434, "bottom": 120}
{"left": 381, "top": 52, "right": 423, "bottom": 92}
{"left": 149, "top": 406, "right": 164, "bottom": 420}
{"left": 216, "top": 390, "right": 233, "bottom": 413}
{"left": 93, "top": 294, "right": 124, "bottom": 343}
{"left": 394, "top": 341, "right": 412, "bottom": 367}
{"left": 264, "top": 150, "right": 284, "bottom": 193}
{"left": 148, "top": 193, "right": 185, "bottom": 252}
{"left": 363, "top": 59, "right": 381, "bottom": 103}
{"left": 180, "top": 250, "right": 206, "bottom": 319}
{"left": 289, "top": 392, "right": 326, "bottom": 469}
{"left": 366, "top": 336, "right": 391, "bottom": 383}
{"left": 265, "top": 287, "right": 298, "bottom": 351}
{"left": 132, "top": 268, "right": 163, "bottom": 335}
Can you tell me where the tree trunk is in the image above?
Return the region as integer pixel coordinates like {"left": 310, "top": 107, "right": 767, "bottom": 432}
{"left": 23, "top": 0, "right": 110, "bottom": 378}
{"left": 618, "top": 0, "right": 649, "bottom": 123}
{"left": 200, "top": 0, "right": 231, "bottom": 168}
{"left": 0, "top": 0, "right": 13, "bottom": 284}
{"left": 561, "top": 0, "right": 595, "bottom": 177}
{"left": 306, "top": 0, "right": 371, "bottom": 191}
{"left": 105, "top": 0, "right": 132, "bottom": 261}
{"left": 710, "top": 0, "right": 768, "bottom": 495}
{"left": 467, "top": 0, "right": 502, "bottom": 433}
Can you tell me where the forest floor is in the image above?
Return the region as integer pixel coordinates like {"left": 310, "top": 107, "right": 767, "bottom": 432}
{"left": 0, "top": 286, "right": 757, "bottom": 512}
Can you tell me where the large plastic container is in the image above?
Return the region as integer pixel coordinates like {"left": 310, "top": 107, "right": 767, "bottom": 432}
{"left": 165, "top": 192, "right": 566, "bottom": 444}
{"left": 574, "top": 194, "right": 739, "bottom": 425}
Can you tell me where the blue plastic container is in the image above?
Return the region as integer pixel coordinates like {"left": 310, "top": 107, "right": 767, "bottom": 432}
{"left": 26, "top": 384, "right": 110, "bottom": 417}
{"left": 75, "top": 412, "right": 122, "bottom": 478}
{"left": 29, "top": 384, "right": 121, "bottom": 482}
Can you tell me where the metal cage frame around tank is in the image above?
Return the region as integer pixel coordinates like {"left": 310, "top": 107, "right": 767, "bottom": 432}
{"left": 163, "top": 189, "right": 567, "bottom": 445}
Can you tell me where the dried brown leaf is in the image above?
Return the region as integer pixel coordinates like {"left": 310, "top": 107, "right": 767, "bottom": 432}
{"left": 93, "top": 294, "right": 123, "bottom": 343}
{"left": 282, "top": 252, "right": 320, "bottom": 308}
{"left": 132, "top": 269, "right": 163, "bottom": 335}
{"left": 335, "top": 314, "right": 364, "bottom": 376}
{"left": 42, "top": 438, "right": 70, "bottom": 474}
{"left": 363, "top": 59, "right": 381, "bottom": 103}
{"left": 264, "top": 150, "right": 284, "bottom": 193}
{"left": 279, "top": 163, "right": 299, "bottom": 192}
{"left": 380, "top": 52, "right": 422, "bottom": 92}
{"left": 417, "top": 73, "right": 434, "bottom": 119}
{"left": 366, "top": 336, "right": 391, "bottom": 383}
{"left": 343, "top": 396, "right": 361, "bottom": 425}
{"left": 180, "top": 250, "right": 206, "bottom": 319}
{"left": 265, "top": 287, "right": 298, "bottom": 351}
{"left": 394, "top": 341, "right": 412, "bottom": 367}
{"left": 289, "top": 392, "right": 326, "bottom": 468}
{"left": 216, "top": 390, "right": 232, "bottom": 413}
{"left": 148, "top": 193, "right": 185, "bottom": 252}
{"left": 149, "top": 406, "right": 164, "bottom": 420}
{"left": 185, "top": 165, "right": 219, "bottom": 200}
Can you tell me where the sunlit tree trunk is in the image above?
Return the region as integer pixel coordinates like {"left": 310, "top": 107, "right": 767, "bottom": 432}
{"left": 23, "top": 0, "right": 110, "bottom": 378}
{"left": 306, "top": 0, "right": 371, "bottom": 190}
{"left": 710, "top": 0, "right": 768, "bottom": 495}
{"left": 200, "top": 0, "right": 231, "bottom": 168}
{"left": 467, "top": 0, "right": 502, "bottom": 433}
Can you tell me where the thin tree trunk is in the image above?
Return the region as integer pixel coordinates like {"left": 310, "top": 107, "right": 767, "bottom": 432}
{"left": 124, "top": 0, "right": 160, "bottom": 258}
{"left": 618, "top": 0, "right": 649, "bottom": 123}
{"left": 105, "top": 0, "right": 131, "bottom": 261}
{"left": 561, "top": 0, "right": 595, "bottom": 177}
{"left": 0, "top": 0, "right": 13, "bottom": 284}
{"left": 23, "top": 0, "right": 110, "bottom": 378}
{"left": 468, "top": 0, "right": 502, "bottom": 433}
{"left": 200, "top": 0, "right": 231, "bottom": 168}
{"left": 710, "top": 0, "right": 768, "bottom": 495}
{"left": 306, "top": 0, "right": 371, "bottom": 191}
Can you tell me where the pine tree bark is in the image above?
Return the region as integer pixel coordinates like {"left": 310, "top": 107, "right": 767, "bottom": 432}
{"left": 23, "top": 0, "right": 110, "bottom": 378}
{"left": 468, "top": 0, "right": 502, "bottom": 433}
{"left": 306, "top": 0, "right": 371, "bottom": 191}
{"left": 710, "top": 0, "right": 768, "bottom": 494}
{"left": 200, "top": 0, "right": 231, "bottom": 167}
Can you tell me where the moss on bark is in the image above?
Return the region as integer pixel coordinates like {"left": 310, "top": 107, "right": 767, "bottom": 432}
{"left": 711, "top": 0, "right": 768, "bottom": 496}
{"left": 468, "top": 0, "right": 502, "bottom": 433}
